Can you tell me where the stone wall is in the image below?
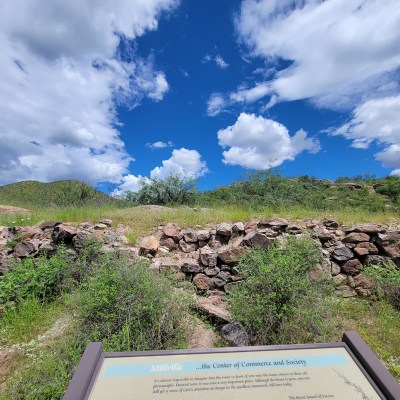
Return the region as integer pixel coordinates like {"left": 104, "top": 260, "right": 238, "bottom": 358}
{"left": 140, "top": 218, "right": 400, "bottom": 298}
{"left": 1, "top": 218, "right": 399, "bottom": 301}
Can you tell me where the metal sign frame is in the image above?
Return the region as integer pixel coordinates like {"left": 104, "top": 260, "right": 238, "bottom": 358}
{"left": 63, "top": 331, "right": 400, "bottom": 400}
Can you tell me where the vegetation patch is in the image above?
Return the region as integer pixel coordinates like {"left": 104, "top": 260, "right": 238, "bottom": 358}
{"left": 229, "top": 236, "right": 331, "bottom": 345}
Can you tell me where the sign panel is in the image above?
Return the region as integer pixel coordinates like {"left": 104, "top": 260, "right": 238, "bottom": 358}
{"left": 88, "top": 347, "right": 381, "bottom": 400}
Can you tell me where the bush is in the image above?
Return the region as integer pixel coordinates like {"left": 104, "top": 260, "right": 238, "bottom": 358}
{"left": 229, "top": 236, "right": 330, "bottom": 345}
{"left": 364, "top": 264, "right": 400, "bottom": 310}
{"left": 0, "top": 248, "right": 70, "bottom": 313}
{"left": 125, "top": 174, "right": 197, "bottom": 206}
{"left": 75, "top": 257, "right": 187, "bottom": 351}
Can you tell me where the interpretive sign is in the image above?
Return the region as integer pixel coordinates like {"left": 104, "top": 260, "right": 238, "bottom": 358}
{"left": 63, "top": 331, "right": 400, "bottom": 400}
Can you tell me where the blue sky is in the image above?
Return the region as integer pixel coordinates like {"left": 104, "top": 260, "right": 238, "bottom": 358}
{"left": 0, "top": 0, "right": 399, "bottom": 194}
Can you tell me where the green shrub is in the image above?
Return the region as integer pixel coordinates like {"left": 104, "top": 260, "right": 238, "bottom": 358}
{"left": 229, "top": 236, "right": 330, "bottom": 345}
{"left": 0, "top": 248, "right": 70, "bottom": 312}
{"left": 364, "top": 264, "right": 400, "bottom": 310}
{"left": 75, "top": 257, "right": 187, "bottom": 351}
{"left": 125, "top": 174, "right": 197, "bottom": 206}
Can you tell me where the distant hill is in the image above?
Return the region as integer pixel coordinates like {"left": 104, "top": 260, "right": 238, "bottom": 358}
{"left": 0, "top": 180, "right": 118, "bottom": 208}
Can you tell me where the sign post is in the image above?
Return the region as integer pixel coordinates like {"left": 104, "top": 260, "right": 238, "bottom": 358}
{"left": 63, "top": 331, "right": 400, "bottom": 400}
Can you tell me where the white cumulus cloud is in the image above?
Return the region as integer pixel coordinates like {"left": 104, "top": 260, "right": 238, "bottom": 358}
{"left": 207, "top": 93, "right": 227, "bottom": 117}
{"left": 146, "top": 141, "right": 174, "bottom": 149}
{"left": 235, "top": 0, "right": 400, "bottom": 109}
{"left": 215, "top": 55, "right": 229, "bottom": 69}
{"left": 334, "top": 95, "right": 400, "bottom": 172}
{"left": 111, "top": 174, "right": 150, "bottom": 197}
{"left": 218, "top": 113, "right": 320, "bottom": 169}
{"left": 0, "top": 0, "right": 177, "bottom": 185}
{"left": 150, "top": 148, "right": 208, "bottom": 179}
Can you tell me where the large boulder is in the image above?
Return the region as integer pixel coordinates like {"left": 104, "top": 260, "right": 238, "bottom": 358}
{"left": 374, "top": 232, "right": 400, "bottom": 259}
{"left": 181, "top": 259, "right": 203, "bottom": 274}
{"left": 258, "top": 218, "right": 288, "bottom": 230}
{"left": 216, "top": 223, "right": 232, "bottom": 237}
{"left": 179, "top": 240, "right": 198, "bottom": 253}
{"left": 193, "top": 274, "right": 216, "bottom": 290}
{"left": 342, "top": 232, "right": 371, "bottom": 244}
{"left": 312, "top": 226, "right": 334, "bottom": 241}
{"left": 217, "top": 247, "right": 247, "bottom": 265}
{"left": 242, "top": 232, "right": 271, "bottom": 249}
{"left": 341, "top": 259, "right": 363, "bottom": 275}
{"left": 139, "top": 235, "right": 160, "bottom": 256}
{"left": 332, "top": 246, "right": 354, "bottom": 262}
{"left": 347, "top": 224, "right": 382, "bottom": 235}
{"left": 162, "top": 223, "right": 181, "bottom": 240}
{"left": 220, "top": 322, "right": 249, "bottom": 347}
{"left": 52, "top": 225, "right": 77, "bottom": 243}
{"left": 182, "top": 228, "right": 198, "bottom": 243}
{"left": 200, "top": 248, "right": 218, "bottom": 267}
{"left": 14, "top": 241, "right": 37, "bottom": 258}
{"left": 354, "top": 242, "right": 379, "bottom": 256}
{"left": 196, "top": 297, "right": 231, "bottom": 323}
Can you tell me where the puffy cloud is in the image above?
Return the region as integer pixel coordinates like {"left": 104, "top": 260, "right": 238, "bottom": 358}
{"left": 150, "top": 148, "right": 208, "bottom": 179}
{"left": 0, "top": 0, "right": 177, "bottom": 185}
{"left": 334, "top": 96, "right": 400, "bottom": 171}
{"left": 146, "top": 141, "right": 174, "bottom": 149}
{"left": 218, "top": 113, "right": 320, "bottom": 169}
{"left": 215, "top": 55, "right": 229, "bottom": 69}
{"left": 235, "top": 0, "right": 400, "bottom": 109}
{"left": 112, "top": 174, "right": 150, "bottom": 197}
{"left": 207, "top": 93, "right": 227, "bottom": 116}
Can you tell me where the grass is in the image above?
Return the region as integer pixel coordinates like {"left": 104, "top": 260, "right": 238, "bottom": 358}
{"left": 324, "top": 297, "right": 400, "bottom": 380}
{"left": 0, "top": 297, "right": 66, "bottom": 346}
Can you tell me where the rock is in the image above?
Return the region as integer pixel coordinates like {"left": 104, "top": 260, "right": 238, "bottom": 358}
{"left": 159, "top": 236, "right": 177, "bottom": 251}
{"left": 52, "top": 225, "right": 77, "bottom": 243}
{"left": 216, "top": 271, "right": 232, "bottom": 283}
{"left": 332, "top": 273, "right": 347, "bottom": 286}
{"left": 217, "top": 247, "right": 247, "bottom": 265}
{"left": 332, "top": 246, "right": 354, "bottom": 262}
{"left": 188, "top": 317, "right": 216, "bottom": 349}
{"left": 162, "top": 223, "right": 181, "bottom": 239}
{"left": 312, "top": 226, "right": 334, "bottom": 241}
{"left": 342, "top": 232, "right": 371, "bottom": 244}
{"left": 94, "top": 223, "right": 108, "bottom": 230}
{"left": 14, "top": 241, "right": 37, "bottom": 257}
{"left": 204, "top": 266, "right": 220, "bottom": 276}
{"left": 212, "top": 276, "right": 227, "bottom": 288}
{"left": 353, "top": 274, "right": 373, "bottom": 290}
{"left": 102, "top": 230, "right": 119, "bottom": 244}
{"left": 323, "top": 218, "right": 339, "bottom": 229}
{"left": 331, "top": 261, "right": 341, "bottom": 276}
{"left": 242, "top": 232, "right": 271, "bottom": 249}
{"left": 375, "top": 232, "right": 400, "bottom": 259}
{"left": 354, "top": 242, "right": 379, "bottom": 256}
{"left": 179, "top": 240, "right": 198, "bottom": 253}
{"left": 258, "top": 218, "right": 288, "bottom": 230}
{"left": 216, "top": 223, "right": 232, "bottom": 237}
{"left": 196, "top": 297, "right": 231, "bottom": 322}
{"left": 169, "top": 272, "right": 186, "bottom": 281}
{"left": 232, "top": 222, "right": 245, "bottom": 234}
{"left": 286, "top": 225, "right": 303, "bottom": 235}
{"left": 196, "top": 230, "right": 211, "bottom": 241}
{"left": 221, "top": 322, "right": 249, "bottom": 347}
{"left": 72, "top": 231, "right": 94, "bottom": 250}
{"left": 363, "top": 255, "right": 397, "bottom": 269}
{"left": 244, "top": 220, "right": 258, "bottom": 233}
{"left": 194, "top": 274, "right": 216, "bottom": 290}
{"left": 343, "top": 182, "right": 363, "bottom": 190}
{"left": 182, "top": 228, "right": 198, "bottom": 243}
{"left": 38, "top": 240, "right": 57, "bottom": 254}
{"left": 208, "top": 234, "right": 229, "bottom": 249}
{"left": 181, "top": 259, "right": 203, "bottom": 274}
{"left": 348, "top": 224, "right": 382, "bottom": 234}
{"left": 40, "top": 221, "right": 62, "bottom": 230}
{"left": 156, "top": 257, "right": 181, "bottom": 273}
{"left": 98, "top": 219, "right": 112, "bottom": 227}
{"left": 341, "top": 259, "right": 363, "bottom": 275}
{"left": 200, "top": 248, "right": 218, "bottom": 267}
{"left": 139, "top": 235, "right": 159, "bottom": 256}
